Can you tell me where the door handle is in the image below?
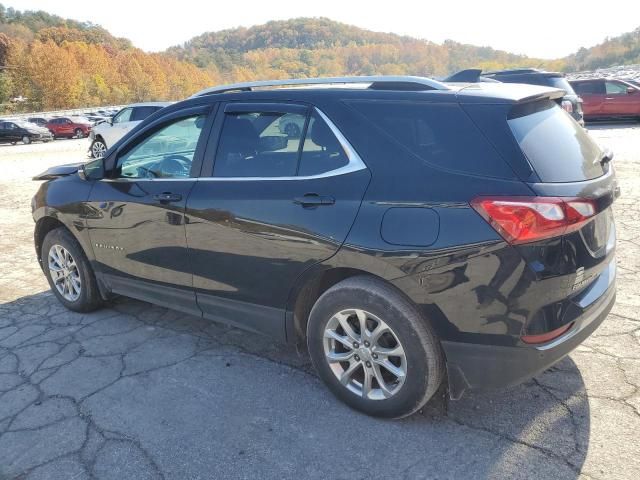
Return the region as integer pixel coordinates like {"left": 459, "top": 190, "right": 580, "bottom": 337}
{"left": 293, "top": 194, "right": 335, "bottom": 207}
{"left": 153, "top": 192, "right": 182, "bottom": 202}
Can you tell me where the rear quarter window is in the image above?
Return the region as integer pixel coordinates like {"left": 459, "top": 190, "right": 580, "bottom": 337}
{"left": 346, "top": 100, "right": 515, "bottom": 179}
{"left": 508, "top": 100, "right": 605, "bottom": 182}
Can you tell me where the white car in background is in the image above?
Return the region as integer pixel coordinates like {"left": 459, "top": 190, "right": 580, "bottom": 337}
{"left": 89, "top": 102, "right": 172, "bottom": 158}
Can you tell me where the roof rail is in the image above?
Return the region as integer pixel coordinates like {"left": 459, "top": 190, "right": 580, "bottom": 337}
{"left": 191, "top": 76, "right": 449, "bottom": 97}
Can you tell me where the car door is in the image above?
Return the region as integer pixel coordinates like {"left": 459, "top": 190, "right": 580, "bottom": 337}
{"left": 603, "top": 80, "right": 638, "bottom": 117}
{"left": 104, "top": 107, "right": 133, "bottom": 147}
{"left": 6, "top": 122, "right": 22, "bottom": 142}
{"left": 0, "top": 122, "right": 8, "bottom": 143}
{"left": 55, "top": 118, "right": 70, "bottom": 137}
{"left": 185, "top": 102, "right": 371, "bottom": 338}
{"left": 574, "top": 80, "right": 606, "bottom": 117}
{"left": 86, "top": 105, "right": 214, "bottom": 315}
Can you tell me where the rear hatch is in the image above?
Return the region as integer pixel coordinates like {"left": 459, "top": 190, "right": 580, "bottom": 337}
{"left": 464, "top": 94, "right": 618, "bottom": 341}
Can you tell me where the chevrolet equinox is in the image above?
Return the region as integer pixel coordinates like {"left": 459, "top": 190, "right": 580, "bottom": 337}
{"left": 32, "top": 76, "right": 618, "bottom": 418}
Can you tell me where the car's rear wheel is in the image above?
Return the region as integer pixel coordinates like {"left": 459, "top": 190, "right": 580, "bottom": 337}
{"left": 42, "top": 227, "right": 103, "bottom": 312}
{"left": 307, "top": 276, "right": 444, "bottom": 418}
{"left": 90, "top": 138, "right": 107, "bottom": 158}
{"left": 74, "top": 128, "right": 84, "bottom": 138}
{"left": 22, "top": 136, "right": 31, "bottom": 145}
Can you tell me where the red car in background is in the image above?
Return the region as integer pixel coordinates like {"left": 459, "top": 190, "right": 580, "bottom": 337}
{"left": 570, "top": 78, "right": 640, "bottom": 121}
{"left": 45, "top": 117, "right": 92, "bottom": 139}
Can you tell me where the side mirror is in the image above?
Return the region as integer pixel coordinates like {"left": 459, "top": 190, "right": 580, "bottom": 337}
{"left": 79, "top": 158, "right": 105, "bottom": 181}
{"left": 627, "top": 87, "right": 636, "bottom": 94}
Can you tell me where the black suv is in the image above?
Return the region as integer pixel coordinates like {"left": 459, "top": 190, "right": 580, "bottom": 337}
{"left": 480, "top": 69, "right": 585, "bottom": 125}
{"left": 32, "top": 76, "right": 617, "bottom": 418}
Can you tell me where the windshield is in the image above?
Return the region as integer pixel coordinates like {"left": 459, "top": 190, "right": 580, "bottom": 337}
{"left": 508, "top": 100, "right": 605, "bottom": 182}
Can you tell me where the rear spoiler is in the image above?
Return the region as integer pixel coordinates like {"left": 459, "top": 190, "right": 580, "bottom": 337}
{"left": 515, "top": 89, "right": 565, "bottom": 104}
{"left": 444, "top": 69, "right": 500, "bottom": 83}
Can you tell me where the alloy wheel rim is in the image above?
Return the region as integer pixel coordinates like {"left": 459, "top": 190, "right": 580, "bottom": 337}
{"left": 48, "top": 244, "right": 81, "bottom": 302}
{"left": 92, "top": 141, "right": 106, "bottom": 158}
{"left": 323, "top": 309, "right": 407, "bottom": 400}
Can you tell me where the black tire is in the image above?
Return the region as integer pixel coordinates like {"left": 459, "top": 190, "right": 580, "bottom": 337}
{"left": 74, "top": 128, "right": 84, "bottom": 138}
{"left": 307, "top": 276, "right": 444, "bottom": 419}
{"left": 22, "top": 135, "right": 31, "bottom": 145}
{"left": 41, "top": 227, "right": 103, "bottom": 313}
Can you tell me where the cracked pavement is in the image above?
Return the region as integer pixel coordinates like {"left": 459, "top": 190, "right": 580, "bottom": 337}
{"left": 0, "top": 126, "right": 639, "bottom": 479}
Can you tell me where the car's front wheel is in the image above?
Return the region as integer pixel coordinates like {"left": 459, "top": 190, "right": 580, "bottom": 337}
{"left": 42, "top": 227, "right": 103, "bottom": 312}
{"left": 74, "top": 128, "right": 84, "bottom": 138}
{"left": 90, "top": 138, "right": 107, "bottom": 158}
{"left": 307, "top": 276, "right": 444, "bottom": 418}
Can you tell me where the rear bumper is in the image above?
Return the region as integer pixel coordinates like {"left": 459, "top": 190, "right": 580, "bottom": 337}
{"left": 442, "top": 274, "right": 615, "bottom": 399}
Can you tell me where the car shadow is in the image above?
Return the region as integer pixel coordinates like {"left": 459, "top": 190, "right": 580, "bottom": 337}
{"left": 0, "top": 291, "right": 589, "bottom": 478}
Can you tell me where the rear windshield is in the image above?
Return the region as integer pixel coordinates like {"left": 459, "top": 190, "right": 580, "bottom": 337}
{"left": 545, "top": 76, "right": 576, "bottom": 95}
{"left": 508, "top": 100, "right": 604, "bottom": 182}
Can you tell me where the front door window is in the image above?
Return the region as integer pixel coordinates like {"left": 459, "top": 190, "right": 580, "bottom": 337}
{"left": 116, "top": 115, "right": 205, "bottom": 179}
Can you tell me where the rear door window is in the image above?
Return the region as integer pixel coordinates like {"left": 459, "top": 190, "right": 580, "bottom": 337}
{"left": 347, "top": 100, "right": 514, "bottom": 178}
{"left": 573, "top": 81, "right": 605, "bottom": 95}
{"left": 213, "top": 111, "right": 304, "bottom": 177}
{"left": 508, "top": 100, "right": 605, "bottom": 182}
{"left": 298, "top": 111, "right": 349, "bottom": 176}
{"left": 212, "top": 106, "right": 351, "bottom": 178}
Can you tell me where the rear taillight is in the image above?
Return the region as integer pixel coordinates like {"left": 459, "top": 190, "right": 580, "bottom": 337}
{"left": 561, "top": 100, "right": 574, "bottom": 113}
{"left": 471, "top": 196, "right": 597, "bottom": 245}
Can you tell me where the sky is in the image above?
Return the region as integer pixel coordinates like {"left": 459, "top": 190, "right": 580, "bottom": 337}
{"left": 6, "top": 0, "right": 640, "bottom": 59}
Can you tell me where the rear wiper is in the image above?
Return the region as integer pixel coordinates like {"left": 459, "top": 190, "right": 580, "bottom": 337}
{"left": 600, "top": 149, "right": 614, "bottom": 165}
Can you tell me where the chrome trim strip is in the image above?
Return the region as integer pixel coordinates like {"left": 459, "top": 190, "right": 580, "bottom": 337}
{"left": 191, "top": 75, "right": 449, "bottom": 97}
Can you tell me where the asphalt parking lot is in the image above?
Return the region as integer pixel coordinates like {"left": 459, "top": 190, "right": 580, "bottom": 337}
{"left": 0, "top": 126, "right": 639, "bottom": 480}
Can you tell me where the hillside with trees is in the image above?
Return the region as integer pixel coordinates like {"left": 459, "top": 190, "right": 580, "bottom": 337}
{"left": 565, "top": 27, "right": 640, "bottom": 71}
{"left": 166, "top": 18, "right": 559, "bottom": 79}
{"left": 0, "top": 4, "right": 217, "bottom": 112}
{"left": 0, "top": 4, "right": 639, "bottom": 113}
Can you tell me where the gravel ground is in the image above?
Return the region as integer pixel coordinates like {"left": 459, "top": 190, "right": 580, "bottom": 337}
{"left": 0, "top": 127, "right": 639, "bottom": 480}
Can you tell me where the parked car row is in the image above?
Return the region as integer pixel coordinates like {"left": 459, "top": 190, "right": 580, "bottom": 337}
{"left": 445, "top": 68, "right": 586, "bottom": 125}
{"left": 445, "top": 68, "right": 640, "bottom": 124}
